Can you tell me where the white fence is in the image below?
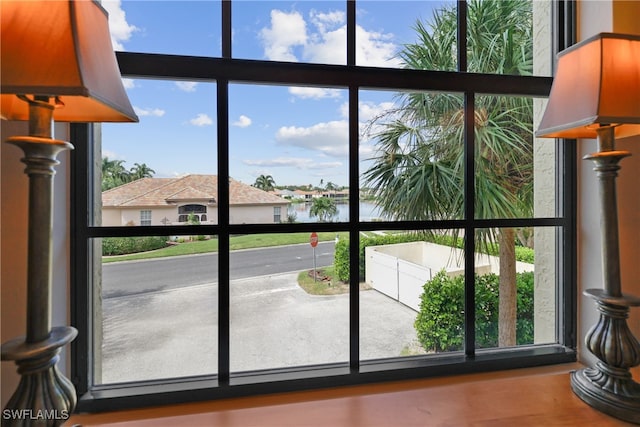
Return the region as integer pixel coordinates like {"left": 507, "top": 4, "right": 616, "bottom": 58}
{"left": 365, "top": 242, "right": 534, "bottom": 311}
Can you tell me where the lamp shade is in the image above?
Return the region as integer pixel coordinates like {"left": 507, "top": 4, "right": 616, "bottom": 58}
{"left": 1, "top": 0, "right": 138, "bottom": 122}
{"left": 536, "top": 33, "right": 640, "bottom": 140}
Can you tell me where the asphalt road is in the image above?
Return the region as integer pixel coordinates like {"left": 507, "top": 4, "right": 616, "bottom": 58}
{"left": 99, "top": 239, "right": 423, "bottom": 383}
{"left": 102, "top": 241, "right": 336, "bottom": 298}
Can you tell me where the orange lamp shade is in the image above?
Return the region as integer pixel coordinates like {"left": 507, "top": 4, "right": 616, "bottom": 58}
{"left": 1, "top": 0, "right": 138, "bottom": 123}
{"left": 536, "top": 33, "right": 640, "bottom": 140}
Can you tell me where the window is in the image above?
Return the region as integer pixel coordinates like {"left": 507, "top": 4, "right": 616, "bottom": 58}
{"left": 140, "top": 210, "right": 152, "bottom": 226}
{"left": 71, "top": 0, "right": 576, "bottom": 412}
{"left": 178, "top": 204, "right": 208, "bottom": 223}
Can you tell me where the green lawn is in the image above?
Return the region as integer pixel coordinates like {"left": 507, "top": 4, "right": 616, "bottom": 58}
{"left": 103, "top": 231, "right": 349, "bottom": 263}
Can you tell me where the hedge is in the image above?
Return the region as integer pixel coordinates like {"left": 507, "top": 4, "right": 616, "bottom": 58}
{"left": 102, "top": 236, "right": 169, "bottom": 256}
{"left": 414, "top": 270, "right": 534, "bottom": 352}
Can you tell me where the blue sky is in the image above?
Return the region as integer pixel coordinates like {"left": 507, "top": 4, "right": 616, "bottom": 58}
{"left": 102, "top": 1, "right": 448, "bottom": 187}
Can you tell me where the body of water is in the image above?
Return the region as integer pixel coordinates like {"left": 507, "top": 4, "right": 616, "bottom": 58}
{"left": 289, "top": 201, "right": 383, "bottom": 223}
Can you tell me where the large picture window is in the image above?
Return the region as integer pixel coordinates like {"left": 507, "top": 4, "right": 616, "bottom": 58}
{"left": 71, "top": 0, "right": 576, "bottom": 411}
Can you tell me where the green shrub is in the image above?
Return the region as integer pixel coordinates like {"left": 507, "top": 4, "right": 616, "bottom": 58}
{"left": 414, "top": 270, "right": 534, "bottom": 352}
{"left": 102, "top": 236, "right": 168, "bottom": 256}
{"left": 515, "top": 246, "right": 535, "bottom": 264}
{"left": 334, "top": 239, "right": 350, "bottom": 282}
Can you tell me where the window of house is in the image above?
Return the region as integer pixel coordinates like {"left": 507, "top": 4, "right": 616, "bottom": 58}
{"left": 178, "top": 204, "right": 208, "bottom": 223}
{"left": 71, "top": 0, "right": 576, "bottom": 412}
{"left": 140, "top": 210, "right": 152, "bottom": 226}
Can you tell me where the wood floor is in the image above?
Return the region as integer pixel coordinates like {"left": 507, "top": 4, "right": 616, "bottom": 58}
{"left": 67, "top": 364, "right": 637, "bottom": 426}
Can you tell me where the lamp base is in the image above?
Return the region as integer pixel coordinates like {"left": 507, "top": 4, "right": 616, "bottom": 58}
{"left": 571, "top": 366, "right": 640, "bottom": 424}
{"left": 571, "top": 289, "right": 640, "bottom": 424}
{"left": 1, "top": 326, "right": 78, "bottom": 426}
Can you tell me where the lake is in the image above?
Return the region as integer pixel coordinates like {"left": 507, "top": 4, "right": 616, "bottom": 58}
{"left": 288, "top": 201, "right": 383, "bottom": 223}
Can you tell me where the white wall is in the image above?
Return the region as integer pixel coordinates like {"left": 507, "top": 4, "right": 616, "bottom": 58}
{"left": 230, "top": 205, "right": 281, "bottom": 224}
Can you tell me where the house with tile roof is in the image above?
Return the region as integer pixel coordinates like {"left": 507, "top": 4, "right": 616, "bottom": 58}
{"left": 102, "top": 174, "right": 290, "bottom": 226}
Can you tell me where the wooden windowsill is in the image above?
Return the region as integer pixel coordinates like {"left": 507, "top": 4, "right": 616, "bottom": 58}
{"left": 67, "top": 363, "right": 635, "bottom": 426}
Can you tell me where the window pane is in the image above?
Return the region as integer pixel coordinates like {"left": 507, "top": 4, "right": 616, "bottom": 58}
{"left": 361, "top": 90, "right": 465, "bottom": 221}
{"left": 99, "top": 80, "right": 217, "bottom": 227}
{"left": 473, "top": 227, "right": 557, "bottom": 350}
{"left": 365, "top": 0, "right": 457, "bottom": 70}
{"left": 232, "top": 1, "right": 346, "bottom": 64}
{"left": 229, "top": 233, "right": 348, "bottom": 372}
{"left": 76, "top": 0, "right": 568, "bottom": 406}
{"left": 466, "top": 0, "right": 532, "bottom": 75}
{"left": 466, "top": 0, "right": 551, "bottom": 77}
{"left": 361, "top": 229, "right": 464, "bottom": 359}
{"left": 474, "top": 95, "right": 543, "bottom": 220}
{"left": 95, "top": 235, "right": 218, "bottom": 384}
{"left": 108, "top": 1, "right": 221, "bottom": 57}
{"left": 229, "top": 84, "right": 348, "bottom": 224}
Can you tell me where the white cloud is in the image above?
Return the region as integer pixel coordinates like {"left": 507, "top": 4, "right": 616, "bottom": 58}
{"left": 309, "top": 10, "right": 345, "bottom": 34}
{"left": 232, "top": 115, "right": 252, "bottom": 128}
{"left": 243, "top": 157, "right": 342, "bottom": 170}
{"left": 289, "top": 87, "right": 342, "bottom": 100}
{"left": 176, "top": 82, "right": 198, "bottom": 92}
{"left": 304, "top": 26, "right": 346, "bottom": 64}
{"left": 103, "top": 0, "right": 138, "bottom": 51}
{"left": 359, "top": 100, "right": 397, "bottom": 121}
{"left": 276, "top": 120, "right": 348, "bottom": 157}
{"left": 259, "top": 10, "right": 307, "bottom": 61}
{"left": 189, "top": 113, "right": 213, "bottom": 126}
{"left": 355, "top": 25, "right": 400, "bottom": 67}
{"left": 122, "top": 78, "right": 136, "bottom": 89}
{"left": 259, "top": 8, "right": 399, "bottom": 66}
{"left": 134, "top": 107, "right": 165, "bottom": 117}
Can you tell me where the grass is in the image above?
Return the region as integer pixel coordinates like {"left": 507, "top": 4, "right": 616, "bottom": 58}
{"left": 103, "top": 231, "right": 349, "bottom": 263}
{"left": 296, "top": 266, "right": 371, "bottom": 295}
{"left": 296, "top": 266, "right": 348, "bottom": 295}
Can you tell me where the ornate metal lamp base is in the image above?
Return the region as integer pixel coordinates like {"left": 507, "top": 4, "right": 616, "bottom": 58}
{"left": 2, "top": 130, "right": 77, "bottom": 426}
{"left": 571, "top": 289, "right": 640, "bottom": 424}
{"left": 571, "top": 366, "right": 640, "bottom": 424}
{"left": 1, "top": 327, "right": 78, "bottom": 426}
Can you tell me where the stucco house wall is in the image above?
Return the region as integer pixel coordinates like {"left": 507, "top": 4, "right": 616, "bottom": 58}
{"left": 102, "top": 208, "right": 122, "bottom": 227}
{"left": 230, "top": 205, "right": 279, "bottom": 224}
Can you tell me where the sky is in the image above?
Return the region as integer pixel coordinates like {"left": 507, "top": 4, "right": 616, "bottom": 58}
{"left": 101, "top": 1, "right": 449, "bottom": 188}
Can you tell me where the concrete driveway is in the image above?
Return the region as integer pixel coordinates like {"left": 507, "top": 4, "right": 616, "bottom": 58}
{"left": 101, "top": 272, "right": 421, "bottom": 384}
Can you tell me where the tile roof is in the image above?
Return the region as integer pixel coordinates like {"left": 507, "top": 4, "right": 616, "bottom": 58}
{"left": 103, "top": 175, "right": 288, "bottom": 207}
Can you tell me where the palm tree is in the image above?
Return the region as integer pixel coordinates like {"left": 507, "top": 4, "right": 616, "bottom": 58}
{"left": 102, "top": 157, "right": 132, "bottom": 191}
{"left": 325, "top": 181, "right": 338, "bottom": 192}
{"left": 309, "top": 197, "right": 338, "bottom": 223}
{"left": 363, "top": 0, "right": 533, "bottom": 347}
{"left": 130, "top": 162, "right": 155, "bottom": 180}
{"left": 253, "top": 174, "right": 276, "bottom": 191}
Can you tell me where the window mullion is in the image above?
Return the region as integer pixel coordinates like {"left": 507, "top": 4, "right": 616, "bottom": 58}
{"left": 348, "top": 86, "right": 359, "bottom": 370}
{"left": 347, "top": 0, "right": 355, "bottom": 66}
{"left": 222, "top": 0, "right": 231, "bottom": 58}
{"left": 217, "top": 79, "right": 230, "bottom": 384}
{"left": 457, "top": 0, "right": 468, "bottom": 72}
{"left": 463, "top": 91, "right": 476, "bottom": 357}
{"left": 459, "top": 0, "right": 475, "bottom": 357}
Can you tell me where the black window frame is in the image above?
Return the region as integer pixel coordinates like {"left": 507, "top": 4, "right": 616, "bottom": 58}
{"left": 71, "top": 0, "right": 577, "bottom": 412}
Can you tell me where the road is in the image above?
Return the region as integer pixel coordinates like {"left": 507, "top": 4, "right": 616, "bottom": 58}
{"left": 102, "top": 241, "right": 336, "bottom": 298}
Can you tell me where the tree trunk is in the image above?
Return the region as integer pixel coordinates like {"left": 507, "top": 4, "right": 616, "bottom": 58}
{"left": 498, "top": 228, "right": 517, "bottom": 347}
